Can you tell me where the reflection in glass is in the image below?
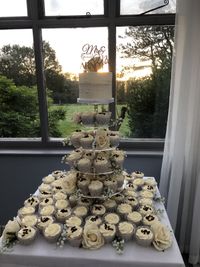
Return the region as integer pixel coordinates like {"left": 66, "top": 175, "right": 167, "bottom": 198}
{"left": 44, "top": 0, "right": 104, "bottom": 16}
{"left": 0, "top": 30, "right": 40, "bottom": 138}
{"left": 42, "top": 28, "right": 108, "bottom": 138}
{"left": 0, "top": 0, "right": 27, "bottom": 17}
{"left": 116, "top": 26, "right": 174, "bottom": 138}
{"left": 120, "top": 0, "right": 176, "bottom": 15}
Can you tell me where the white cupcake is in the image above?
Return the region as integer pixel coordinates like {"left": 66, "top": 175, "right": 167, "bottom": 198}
{"left": 81, "top": 112, "right": 95, "bottom": 125}
{"left": 104, "top": 213, "right": 120, "bottom": 225}
{"left": 100, "top": 223, "right": 116, "bottom": 243}
{"left": 69, "top": 195, "right": 78, "bottom": 207}
{"left": 39, "top": 197, "right": 54, "bottom": 207}
{"left": 118, "top": 221, "right": 135, "bottom": 241}
{"left": 55, "top": 199, "right": 69, "bottom": 210}
{"left": 112, "top": 173, "right": 125, "bottom": 188}
{"left": 126, "top": 182, "right": 138, "bottom": 191}
{"left": 77, "top": 158, "right": 92, "bottom": 173}
{"left": 139, "top": 190, "right": 154, "bottom": 199}
{"left": 88, "top": 180, "right": 103, "bottom": 196}
{"left": 132, "top": 178, "right": 145, "bottom": 190}
{"left": 112, "top": 151, "right": 125, "bottom": 169}
{"left": 77, "top": 198, "right": 92, "bottom": 207}
{"left": 109, "top": 131, "right": 120, "bottom": 147}
{"left": 53, "top": 192, "right": 67, "bottom": 201}
{"left": 17, "top": 226, "right": 37, "bottom": 245}
{"left": 85, "top": 215, "right": 102, "bottom": 226}
{"left": 91, "top": 204, "right": 106, "bottom": 216}
{"left": 94, "top": 157, "right": 110, "bottom": 173}
{"left": 139, "top": 198, "right": 153, "bottom": 206}
{"left": 24, "top": 196, "right": 39, "bottom": 209}
{"left": 104, "top": 178, "right": 118, "bottom": 193}
{"left": 80, "top": 134, "right": 94, "bottom": 149}
{"left": 143, "top": 214, "right": 159, "bottom": 226}
{"left": 96, "top": 112, "right": 111, "bottom": 125}
{"left": 103, "top": 199, "right": 117, "bottom": 212}
{"left": 73, "top": 205, "right": 88, "bottom": 218}
{"left": 132, "top": 171, "right": 144, "bottom": 179}
{"left": 38, "top": 183, "right": 52, "bottom": 193}
{"left": 142, "top": 184, "right": 157, "bottom": 194}
{"left": 77, "top": 176, "right": 90, "bottom": 195}
{"left": 127, "top": 212, "right": 142, "bottom": 226}
{"left": 123, "top": 190, "right": 138, "bottom": 198}
{"left": 117, "top": 203, "right": 132, "bottom": 219}
{"left": 66, "top": 225, "right": 83, "bottom": 247}
{"left": 66, "top": 149, "right": 83, "bottom": 167}
{"left": 18, "top": 206, "right": 35, "bottom": 218}
{"left": 135, "top": 226, "right": 154, "bottom": 246}
{"left": 20, "top": 215, "right": 38, "bottom": 227}
{"left": 70, "top": 130, "right": 84, "bottom": 148}
{"left": 42, "top": 175, "right": 55, "bottom": 184}
{"left": 66, "top": 216, "right": 82, "bottom": 227}
{"left": 139, "top": 205, "right": 155, "bottom": 216}
{"left": 39, "top": 205, "right": 55, "bottom": 216}
{"left": 124, "top": 196, "right": 139, "bottom": 210}
{"left": 37, "top": 216, "right": 54, "bottom": 231}
{"left": 144, "top": 177, "right": 157, "bottom": 187}
{"left": 43, "top": 223, "right": 62, "bottom": 243}
{"left": 55, "top": 208, "right": 72, "bottom": 223}
{"left": 112, "top": 193, "right": 125, "bottom": 204}
{"left": 51, "top": 170, "right": 64, "bottom": 179}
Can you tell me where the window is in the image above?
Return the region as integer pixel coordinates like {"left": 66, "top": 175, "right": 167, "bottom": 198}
{"left": 0, "top": 0, "right": 175, "bottom": 150}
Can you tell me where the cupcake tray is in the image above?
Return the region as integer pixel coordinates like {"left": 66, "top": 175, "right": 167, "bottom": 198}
{"left": 76, "top": 170, "right": 114, "bottom": 176}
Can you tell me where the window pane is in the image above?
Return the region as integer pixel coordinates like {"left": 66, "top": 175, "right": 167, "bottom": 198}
{"left": 44, "top": 0, "right": 104, "bottom": 16}
{"left": 116, "top": 26, "right": 174, "bottom": 138}
{"left": 0, "top": 30, "right": 40, "bottom": 138}
{"left": 42, "top": 27, "right": 108, "bottom": 138}
{"left": 120, "top": 0, "right": 176, "bottom": 15}
{"left": 0, "top": 0, "right": 27, "bottom": 17}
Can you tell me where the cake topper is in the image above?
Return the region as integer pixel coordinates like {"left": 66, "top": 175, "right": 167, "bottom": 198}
{"left": 81, "top": 43, "right": 108, "bottom": 72}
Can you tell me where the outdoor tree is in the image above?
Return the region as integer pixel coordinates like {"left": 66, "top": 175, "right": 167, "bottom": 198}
{"left": 118, "top": 25, "right": 174, "bottom": 137}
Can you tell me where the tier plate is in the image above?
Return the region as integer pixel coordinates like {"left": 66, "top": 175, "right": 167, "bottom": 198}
{"left": 77, "top": 98, "right": 114, "bottom": 104}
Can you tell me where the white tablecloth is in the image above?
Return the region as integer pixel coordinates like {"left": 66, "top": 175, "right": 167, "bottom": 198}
{"left": 0, "top": 181, "right": 185, "bottom": 267}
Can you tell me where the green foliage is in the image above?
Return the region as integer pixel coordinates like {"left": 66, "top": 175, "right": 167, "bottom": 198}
{"left": 0, "top": 75, "right": 66, "bottom": 137}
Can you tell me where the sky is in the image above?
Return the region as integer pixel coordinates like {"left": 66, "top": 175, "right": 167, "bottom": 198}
{"left": 0, "top": 0, "right": 176, "bottom": 78}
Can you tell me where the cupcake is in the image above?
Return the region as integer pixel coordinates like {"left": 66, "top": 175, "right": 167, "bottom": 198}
{"left": 77, "top": 158, "right": 92, "bottom": 173}
{"left": 24, "top": 196, "right": 39, "bottom": 209}
{"left": 37, "top": 216, "right": 54, "bottom": 231}
{"left": 94, "top": 157, "right": 110, "bottom": 173}
{"left": 104, "top": 178, "right": 118, "bottom": 193}
{"left": 53, "top": 192, "right": 67, "bottom": 201}
{"left": 112, "top": 193, "right": 125, "bottom": 204}
{"left": 96, "top": 112, "right": 111, "bottom": 125}
{"left": 135, "top": 226, "right": 154, "bottom": 246}
{"left": 100, "top": 223, "right": 116, "bottom": 243}
{"left": 85, "top": 215, "right": 102, "bottom": 226}
{"left": 126, "top": 182, "right": 138, "bottom": 191}
{"left": 142, "top": 185, "right": 157, "bottom": 194}
{"left": 77, "top": 176, "right": 90, "bottom": 195}
{"left": 143, "top": 214, "right": 159, "bottom": 226}
{"left": 77, "top": 198, "right": 92, "bottom": 207}
{"left": 144, "top": 177, "right": 157, "bottom": 187}
{"left": 127, "top": 211, "right": 142, "bottom": 226}
{"left": 38, "top": 190, "right": 52, "bottom": 199}
{"left": 109, "top": 131, "right": 120, "bottom": 147}
{"left": 139, "top": 190, "right": 154, "bottom": 199}
{"left": 117, "top": 203, "right": 132, "bottom": 219}
{"left": 70, "top": 130, "right": 84, "bottom": 148}
{"left": 132, "top": 171, "right": 144, "bottom": 179}
{"left": 88, "top": 180, "right": 103, "bottom": 196}
{"left": 132, "top": 178, "right": 145, "bottom": 190}
{"left": 103, "top": 199, "right": 117, "bottom": 212}
{"left": 17, "top": 226, "right": 37, "bottom": 245}
{"left": 104, "top": 213, "right": 120, "bottom": 225}
{"left": 81, "top": 112, "right": 95, "bottom": 125}
{"left": 139, "top": 198, "right": 153, "bottom": 206}
{"left": 66, "top": 225, "right": 83, "bottom": 247}
{"left": 112, "top": 173, "right": 125, "bottom": 188}
{"left": 66, "top": 149, "right": 83, "bottom": 167}
{"left": 51, "top": 170, "right": 64, "bottom": 179}
{"left": 66, "top": 216, "right": 82, "bottom": 227}
{"left": 20, "top": 215, "right": 38, "bottom": 227}
{"left": 69, "top": 195, "right": 78, "bottom": 207}
{"left": 94, "top": 129, "right": 110, "bottom": 149}
{"left": 18, "top": 206, "right": 35, "bottom": 218}
{"left": 39, "top": 205, "right": 55, "bottom": 216}
{"left": 42, "top": 175, "right": 55, "bottom": 184}
{"left": 91, "top": 204, "right": 106, "bottom": 216}
{"left": 139, "top": 205, "right": 155, "bottom": 216}
{"left": 38, "top": 183, "right": 52, "bottom": 193}
{"left": 43, "top": 223, "right": 62, "bottom": 243}
{"left": 55, "top": 199, "right": 69, "bottom": 210}
{"left": 84, "top": 151, "right": 95, "bottom": 160}
{"left": 118, "top": 221, "right": 135, "bottom": 241}
{"left": 111, "top": 151, "right": 125, "bottom": 169}
{"left": 124, "top": 196, "right": 139, "bottom": 210}
{"left": 123, "top": 190, "right": 138, "bottom": 198}
{"left": 39, "top": 197, "right": 54, "bottom": 207}
{"left": 73, "top": 205, "right": 88, "bottom": 218}
{"left": 55, "top": 207, "right": 72, "bottom": 223}
{"left": 80, "top": 134, "right": 94, "bottom": 149}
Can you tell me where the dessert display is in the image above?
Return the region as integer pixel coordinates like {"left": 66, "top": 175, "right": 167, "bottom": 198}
{"left": 0, "top": 47, "right": 173, "bottom": 255}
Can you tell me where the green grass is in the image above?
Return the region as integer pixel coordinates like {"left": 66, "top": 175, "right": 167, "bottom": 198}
{"left": 50, "top": 104, "right": 130, "bottom": 137}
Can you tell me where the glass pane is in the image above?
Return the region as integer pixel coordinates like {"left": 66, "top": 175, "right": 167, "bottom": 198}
{"left": 116, "top": 26, "right": 174, "bottom": 138}
{"left": 44, "top": 0, "right": 104, "bottom": 16}
{"left": 0, "top": 0, "right": 27, "bottom": 17}
{"left": 120, "top": 0, "right": 176, "bottom": 15}
{"left": 42, "top": 27, "right": 108, "bottom": 138}
{"left": 0, "top": 30, "right": 40, "bottom": 138}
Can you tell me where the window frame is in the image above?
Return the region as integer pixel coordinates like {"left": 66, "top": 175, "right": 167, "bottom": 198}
{"left": 0, "top": 0, "right": 175, "bottom": 152}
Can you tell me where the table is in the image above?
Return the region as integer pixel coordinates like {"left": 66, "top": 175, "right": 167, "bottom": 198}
{"left": 0, "top": 179, "right": 185, "bottom": 267}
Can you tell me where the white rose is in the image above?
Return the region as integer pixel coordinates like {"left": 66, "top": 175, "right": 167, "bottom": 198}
{"left": 151, "top": 222, "right": 172, "bottom": 251}
{"left": 62, "top": 173, "right": 77, "bottom": 194}
{"left": 82, "top": 223, "right": 104, "bottom": 250}
{"left": 2, "top": 218, "right": 20, "bottom": 241}
{"left": 95, "top": 130, "right": 110, "bottom": 149}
